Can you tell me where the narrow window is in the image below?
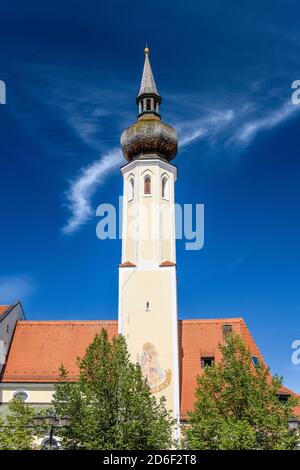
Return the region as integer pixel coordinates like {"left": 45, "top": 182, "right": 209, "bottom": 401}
{"left": 201, "top": 357, "right": 215, "bottom": 368}
{"left": 128, "top": 178, "right": 134, "bottom": 200}
{"left": 146, "top": 301, "right": 150, "bottom": 311}
{"left": 222, "top": 324, "right": 233, "bottom": 339}
{"left": 162, "top": 176, "right": 169, "bottom": 199}
{"left": 141, "top": 101, "right": 144, "bottom": 111}
{"left": 146, "top": 98, "right": 151, "bottom": 111}
{"left": 144, "top": 176, "right": 151, "bottom": 195}
{"left": 6, "top": 324, "right": 9, "bottom": 333}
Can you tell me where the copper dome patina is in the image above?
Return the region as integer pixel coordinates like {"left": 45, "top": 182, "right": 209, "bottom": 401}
{"left": 121, "top": 116, "right": 178, "bottom": 162}
{"left": 120, "top": 47, "right": 178, "bottom": 162}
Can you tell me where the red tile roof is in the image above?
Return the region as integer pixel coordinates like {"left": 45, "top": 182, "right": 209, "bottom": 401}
{"left": 179, "top": 318, "right": 266, "bottom": 419}
{"left": 1, "top": 321, "right": 118, "bottom": 382}
{"left": 1, "top": 317, "right": 298, "bottom": 418}
{"left": 0, "top": 305, "right": 12, "bottom": 318}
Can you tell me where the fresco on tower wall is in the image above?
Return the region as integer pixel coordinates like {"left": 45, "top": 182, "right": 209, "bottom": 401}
{"left": 138, "top": 342, "right": 171, "bottom": 393}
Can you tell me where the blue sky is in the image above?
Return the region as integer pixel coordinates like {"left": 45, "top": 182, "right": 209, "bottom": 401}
{"left": 0, "top": 0, "right": 300, "bottom": 392}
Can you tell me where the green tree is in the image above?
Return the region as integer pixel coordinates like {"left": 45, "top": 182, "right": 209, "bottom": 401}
{"left": 0, "top": 398, "right": 36, "bottom": 450}
{"left": 53, "top": 329, "right": 174, "bottom": 449}
{"left": 184, "top": 333, "right": 298, "bottom": 450}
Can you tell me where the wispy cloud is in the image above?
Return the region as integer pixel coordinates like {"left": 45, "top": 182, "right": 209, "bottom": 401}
{"left": 62, "top": 97, "right": 300, "bottom": 234}
{"left": 62, "top": 148, "right": 123, "bottom": 234}
{"left": 0, "top": 276, "right": 36, "bottom": 303}
{"left": 231, "top": 101, "right": 299, "bottom": 145}
{"left": 178, "top": 109, "right": 235, "bottom": 147}
{"left": 62, "top": 109, "right": 236, "bottom": 235}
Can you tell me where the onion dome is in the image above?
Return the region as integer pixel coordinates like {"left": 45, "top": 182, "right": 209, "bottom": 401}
{"left": 121, "top": 47, "right": 178, "bottom": 162}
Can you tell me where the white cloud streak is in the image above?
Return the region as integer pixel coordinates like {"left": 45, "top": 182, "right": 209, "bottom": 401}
{"left": 0, "top": 276, "right": 36, "bottom": 303}
{"left": 178, "top": 109, "right": 235, "bottom": 147}
{"left": 62, "top": 98, "right": 300, "bottom": 235}
{"left": 62, "top": 148, "right": 123, "bottom": 234}
{"left": 232, "top": 101, "right": 299, "bottom": 145}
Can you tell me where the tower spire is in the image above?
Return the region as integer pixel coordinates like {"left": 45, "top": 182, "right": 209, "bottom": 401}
{"left": 138, "top": 46, "right": 160, "bottom": 97}
{"left": 121, "top": 48, "right": 177, "bottom": 162}
{"left": 136, "top": 47, "right": 161, "bottom": 118}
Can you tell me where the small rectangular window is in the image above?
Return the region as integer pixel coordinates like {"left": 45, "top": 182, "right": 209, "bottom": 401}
{"left": 251, "top": 356, "right": 260, "bottom": 367}
{"left": 277, "top": 394, "right": 289, "bottom": 402}
{"left": 201, "top": 357, "right": 215, "bottom": 368}
{"left": 222, "top": 324, "right": 233, "bottom": 338}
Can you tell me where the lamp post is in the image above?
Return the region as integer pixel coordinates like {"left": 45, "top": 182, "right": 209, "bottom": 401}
{"left": 33, "top": 413, "right": 71, "bottom": 450}
{"left": 288, "top": 417, "right": 300, "bottom": 450}
{"left": 288, "top": 417, "right": 300, "bottom": 432}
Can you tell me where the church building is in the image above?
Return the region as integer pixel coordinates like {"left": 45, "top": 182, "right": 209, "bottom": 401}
{"left": 0, "top": 49, "right": 299, "bottom": 429}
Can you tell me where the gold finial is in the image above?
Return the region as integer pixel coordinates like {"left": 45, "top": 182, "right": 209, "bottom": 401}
{"left": 144, "top": 43, "right": 149, "bottom": 55}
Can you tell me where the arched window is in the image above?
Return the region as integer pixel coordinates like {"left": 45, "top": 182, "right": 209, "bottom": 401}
{"left": 13, "top": 390, "right": 28, "bottom": 402}
{"left": 128, "top": 177, "right": 134, "bottom": 200}
{"left": 144, "top": 176, "right": 151, "bottom": 195}
{"left": 41, "top": 437, "right": 59, "bottom": 450}
{"left": 162, "top": 176, "right": 169, "bottom": 199}
{"left": 146, "top": 98, "right": 151, "bottom": 111}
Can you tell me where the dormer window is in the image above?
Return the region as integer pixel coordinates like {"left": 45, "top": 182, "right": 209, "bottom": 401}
{"left": 251, "top": 356, "right": 260, "bottom": 367}
{"left": 223, "top": 324, "right": 233, "bottom": 339}
{"left": 144, "top": 176, "right": 151, "bottom": 195}
{"left": 201, "top": 357, "right": 215, "bottom": 368}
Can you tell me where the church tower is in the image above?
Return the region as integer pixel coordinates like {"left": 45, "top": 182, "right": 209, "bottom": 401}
{"left": 118, "top": 48, "right": 180, "bottom": 430}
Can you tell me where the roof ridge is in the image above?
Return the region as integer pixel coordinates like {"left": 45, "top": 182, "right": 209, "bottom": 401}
{"left": 17, "top": 320, "right": 118, "bottom": 325}
{"left": 179, "top": 317, "right": 244, "bottom": 323}
{"left": 16, "top": 318, "right": 245, "bottom": 325}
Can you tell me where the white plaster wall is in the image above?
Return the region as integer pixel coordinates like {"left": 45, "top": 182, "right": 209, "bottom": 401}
{"left": 119, "top": 158, "right": 180, "bottom": 428}
{"left": 0, "top": 383, "right": 54, "bottom": 404}
{"left": 121, "top": 158, "right": 177, "bottom": 266}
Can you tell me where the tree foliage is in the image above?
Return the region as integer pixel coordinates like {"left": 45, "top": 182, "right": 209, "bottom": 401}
{"left": 0, "top": 398, "right": 36, "bottom": 450}
{"left": 184, "top": 333, "right": 298, "bottom": 450}
{"left": 53, "top": 329, "right": 174, "bottom": 449}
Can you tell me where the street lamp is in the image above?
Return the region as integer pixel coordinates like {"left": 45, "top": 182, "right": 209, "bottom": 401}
{"left": 60, "top": 416, "right": 72, "bottom": 427}
{"left": 32, "top": 413, "right": 71, "bottom": 450}
{"left": 288, "top": 417, "right": 300, "bottom": 432}
{"left": 32, "top": 414, "right": 45, "bottom": 427}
